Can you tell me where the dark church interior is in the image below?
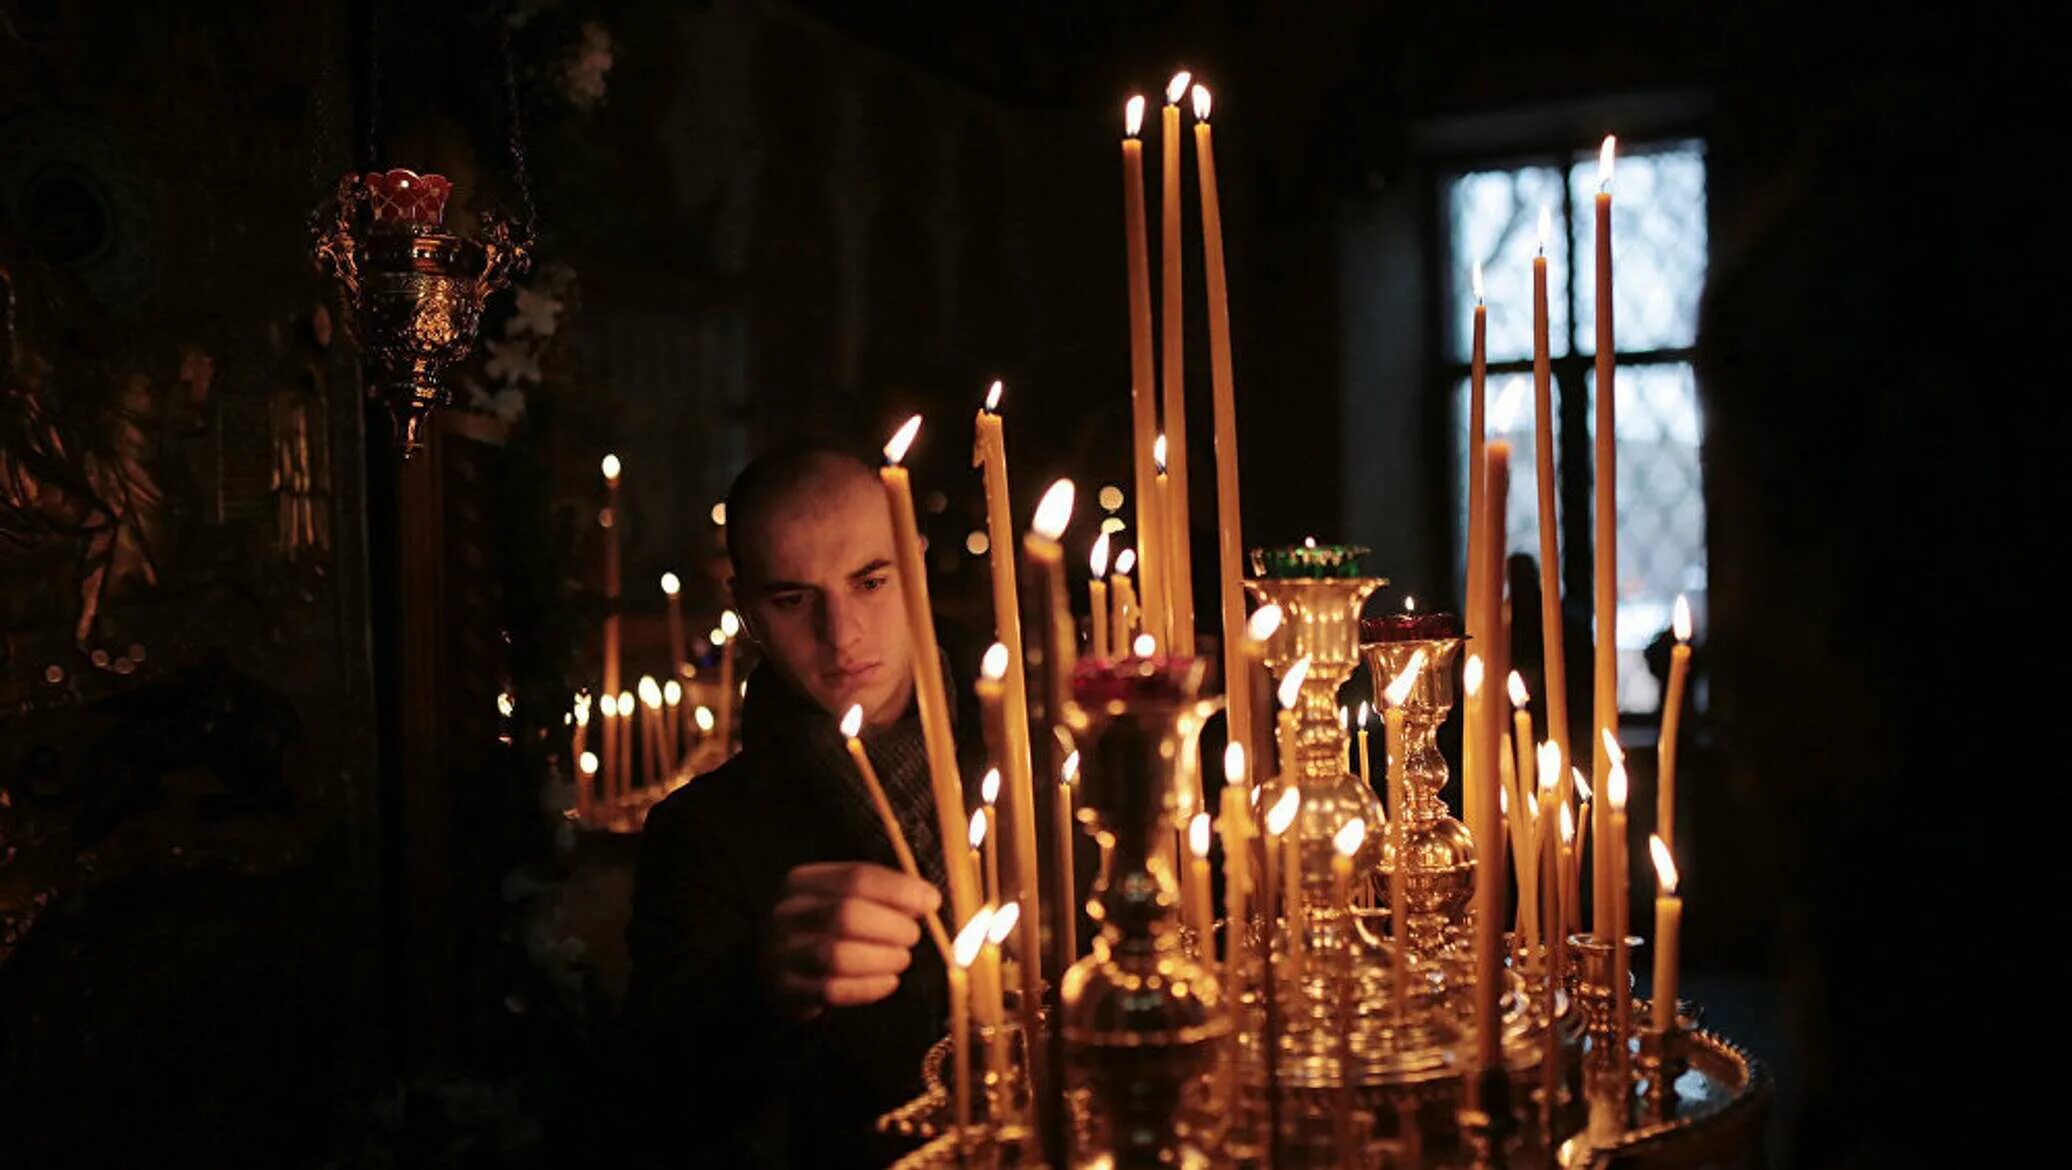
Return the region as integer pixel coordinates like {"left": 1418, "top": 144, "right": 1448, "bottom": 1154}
{"left": 0, "top": 2, "right": 2043, "bottom": 1168}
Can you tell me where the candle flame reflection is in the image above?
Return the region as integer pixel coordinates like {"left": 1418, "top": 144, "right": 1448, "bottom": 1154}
{"left": 883, "top": 415, "right": 923, "bottom": 465}
{"left": 1650, "top": 834, "right": 1679, "bottom": 894}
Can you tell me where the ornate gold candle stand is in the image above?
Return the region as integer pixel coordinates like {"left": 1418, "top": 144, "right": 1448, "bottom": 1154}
{"left": 1057, "top": 655, "right": 1230, "bottom": 1168}
{"left": 1361, "top": 625, "right": 1477, "bottom": 961}
{"left": 312, "top": 168, "right": 530, "bottom": 457}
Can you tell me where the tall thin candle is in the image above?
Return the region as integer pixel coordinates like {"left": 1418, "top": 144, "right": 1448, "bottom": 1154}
{"left": 841, "top": 704, "right": 953, "bottom": 963}
{"left": 1380, "top": 650, "right": 1427, "bottom": 1017}
{"left": 1529, "top": 210, "right": 1574, "bottom": 887}
{"left": 661, "top": 571, "right": 687, "bottom": 680}
{"left": 1121, "top": 96, "right": 1169, "bottom": 650}
{"left": 949, "top": 911, "right": 991, "bottom": 1140}
{"left": 880, "top": 417, "right": 980, "bottom": 925}
{"left": 1463, "top": 264, "right": 1489, "bottom": 832}
{"left": 1191, "top": 83, "right": 1253, "bottom": 778}
{"left": 971, "top": 389, "right": 1045, "bottom": 1055}
{"left": 1649, "top": 834, "right": 1682, "bottom": 1033}
{"left": 1056, "top": 750, "right": 1081, "bottom": 966}
{"left": 1592, "top": 136, "right": 1621, "bottom": 940}
{"left": 1160, "top": 71, "right": 1197, "bottom": 658}
{"left": 1089, "top": 533, "right": 1111, "bottom": 659}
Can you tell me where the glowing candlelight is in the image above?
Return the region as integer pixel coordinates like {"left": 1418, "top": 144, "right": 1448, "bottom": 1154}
{"left": 1649, "top": 834, "right": 1682, "bottom": 1032}
{"left": 1089, "top": 531, "right": 1112, "bottom": 659}
{"left": 1592, "top": 135, "right": 1621, "bottom": 957}
{"left": 971, "top": 639, "right": 1043, "bottom": 1085}
{"left": 1608, "top": 754, "right": 1633, "bottom": 1077}
{"left": 1381, "top": 647, "right": 1425, "bottom": 1007}
{"left": 840, "top": 703, "right": 950, "bottom": 962}
{"left": 1055, "top": 749, "right": 1081, "bottom": 965}
{"left": 1530, "top": 200, "right": 1572, "bottom": 883}
{"left": 949, "top": 908, "right": 993, "bottom": 1139}
{"left": 1659, "top": 595, "right": 1693, "bottom": 851}
{"left": 661, "top": 570, "right": 686, "bottom": 679}
{"left": 1187, "top": 812, "right": 1215, "bottom": 949}
{"left": 662, "top": 677, "right": 683, "bottom": 769}
{"left": 1111, "top": 545, "right": 1139, "bottom": 657}
{"left": 1355, "top": 701, "right": 1373, "bottom": 793}
{"left": 600, "top": 454, "right": 624, "bottom": 798}
{"left": 638, "top": 676, "right": 665, "bottom": 787}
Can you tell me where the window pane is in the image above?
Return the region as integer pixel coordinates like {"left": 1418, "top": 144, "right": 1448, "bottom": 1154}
{"left": 1456, "top": 371, "right": 1562, "bottom": 584}
{"left": 1447, "top": 166, "right": 1570, "bottom": 364}
{"left": 1584, "top": 362, "right": 1707, "bottom": 713}
{"left": 1570, "top": 141, "right": 1707, "bottom": 355}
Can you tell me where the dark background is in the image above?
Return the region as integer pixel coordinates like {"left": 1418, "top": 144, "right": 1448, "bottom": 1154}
{"left": 0, "top": 1, "right": 2043, "bottom": 1167}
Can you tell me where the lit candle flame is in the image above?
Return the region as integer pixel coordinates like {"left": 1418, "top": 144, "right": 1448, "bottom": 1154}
{"left": 1337, "top": 707, "right": 1348, "bottom": 731}
{"left": 1500, "top": 786, "right": 1509, "bottom": 816}
{"left": 883, "top": 415, "right": 923, "bottom": 465}
{"left": 578, "top": 751, "right": 598, "bottom": 776}
{"left": 1303, "top": 536, "right": 1317, "bottom": 549}
{"left": 600, "top": 693, "right": 618, "bottom": 719}
{"left": 600, "top": 453, "right": 621, "bottom": 481}
{"left": 1115, "top": 547, "right": 1137, "bottom": 575}
{"left": 1061, "top": 750, "right": 1081, "bottom": 784}
{"left": 1507, "top": 670, "right": 1530, "bottom": 708}
{"left": 497, "top": 692, "right": 515, "bottom": 718}
{"left": 1247, "top": 604, "right": 1284, "bottom": 643}
{"left": 617, "top": 690, "right": 634, "bottom": 716}
{"left": 1537, "top": 742, "right": 1561, "bottom": 793}
{"left": 953, "top": 909, "right": 993, "bottom": 969}
{"left": 1265, "top": 787, "right": 1301, "bottom": 836}
{"left": 1537, "top": 205, "right": 1552, "bottom": 254}
{"left": 573, "top": 694, "right": 591, "bottom": 727}
{"left": 1090, "top": 531, "right": 1111, "bottom": 577}
{"left": 1599, "top": 134, "right": 1617, "bottom": 191}
{"left": 1673, "top": 594, "right": 1693, "bottom": 643}
{"left": 1224, "top": 743, "right": 1247, "bottom": 784}
{"left": 1277, "top": 657, "right": 1312, "bottom": 710}
{"left": 1382, "top": 648, "right": 1426, "bottom": 707}
{"left": 720, "top": 610, "right": 741, "bottom": 638}
{"left": 1032, "top": 479, "right": 1076, "bottom": 540}
{"left": 1358, "top": 700, "right": 1371, "bottom": 728}
{"left": 660, "top": 571, "right": 681, "bottom": 596}
{"left": 711, "top": 501, "right": 727, "bottom": 526}
{"left": 663, "top": 679, "right": 682, "bottom": 705}
{"left": 1166, "top": 70, "right": 1192, "bottom": 105}
{"left": 1334, "top": 817, "right": 1367, "bottom": 858}
{"left": 1526, "top": 789, "right": 1540, "bottom": 820}
{"left": 987, "top": 901, "right": 1021, "bottom": 945}
{"left": 1133, "top": 633, "right": 1157, "bottom": 658}
{"left": 985, "top": 379, "right": 1003, "bottom": 412}
{"left": 982, "top": 768, "right": 1001, "bottom": 805}
{"left": 1191, "top": 84, "right": 1211, "bottom": 121}
{"left": 1463, "top": 654, "right": 1485, "bottom": 697}
{"left": 1601, "top": 727, "right": 1624, "bottom": 766}
{"left": 1125, "top": 95, "right": 1146, "bottom": 137}
{"left": 969, "top": 808, "right": 987, "bottom": 849}
{"left": 1607, "top": 760, "right": 1629, "bottom": 810}
{"left": 711, "top": 625, "right": 728, "bottom": 647}
{"left": 695, "top": 706, "right": 715, "bottom": 733}
{"left": 1560, "top": 802, "right": 1576, "bottom": 843}
{"left": 1153, "top": 433, "right": 1168, "bottom": 475}
{"left": 1650, "top": 834, "right": 1679, "bottom": 894}
{"left": 1471, "top": 260, "right": 1485, "bottom": 303}
{"left": 1404, "top": 595, "right": 1417, "bottom": 612}
{"left": 1573, "top": 768, "right": 1592, "bottom": 803}
{"left": 637, "top": 677, "right": 661, "bottom": 708}
{"left": 981, "top": 642, "right": 1011, "bottom": 681}
{"left": 839, "top": 704, "right": 864, "bottom": 739}
{"left": 1189, "top": 813, "right": 1212, "bottom": 858}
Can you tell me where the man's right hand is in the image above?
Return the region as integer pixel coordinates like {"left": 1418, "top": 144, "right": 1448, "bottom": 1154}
{"left": 770, "top": 861, "right": 941, "bottom": 1021}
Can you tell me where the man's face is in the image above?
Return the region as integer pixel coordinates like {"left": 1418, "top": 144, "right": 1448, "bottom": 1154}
{"left": 735, "top": 465, "right": 917, "bottom": 728}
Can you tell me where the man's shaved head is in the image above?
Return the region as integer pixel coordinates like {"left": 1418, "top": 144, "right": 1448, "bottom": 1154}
{"left": 723, "top": 440, "right": 916, "bottom": 725}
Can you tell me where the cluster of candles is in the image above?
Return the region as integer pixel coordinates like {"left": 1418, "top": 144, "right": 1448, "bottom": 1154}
{"left": 568, "top": 453, "right": 740, "bottom": 824}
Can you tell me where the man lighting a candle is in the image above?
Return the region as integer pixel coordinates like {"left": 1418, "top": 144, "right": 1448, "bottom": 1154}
{"left": 625, "top": 440, "right": 974, "bottom": 1168}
